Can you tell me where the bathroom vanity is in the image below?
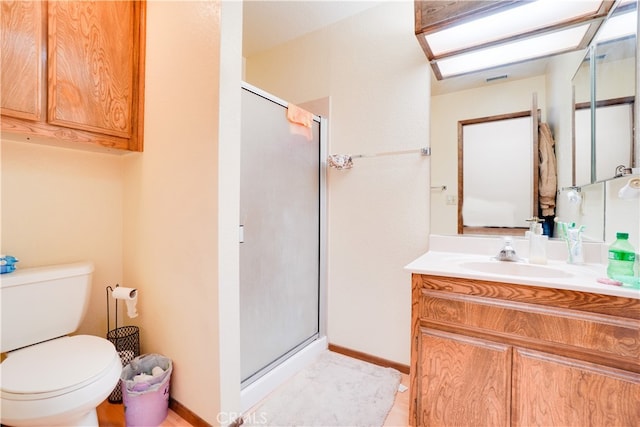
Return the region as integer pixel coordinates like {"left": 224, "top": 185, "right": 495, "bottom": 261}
{"left": 406, "top": 238, "right": 640, "bottom": 426}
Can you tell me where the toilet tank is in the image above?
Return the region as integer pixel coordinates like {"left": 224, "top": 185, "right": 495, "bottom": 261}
{"left": 0, "top": 261, "right": 94, "bottom": 353}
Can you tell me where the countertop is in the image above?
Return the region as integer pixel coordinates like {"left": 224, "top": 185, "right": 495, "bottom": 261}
{"left": 405, "top": 235, "right": 640, "bottom": 300}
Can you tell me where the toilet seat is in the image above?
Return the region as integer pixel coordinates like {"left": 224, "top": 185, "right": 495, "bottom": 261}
{"left": 1, "top": 335, "right": 120, "bottom": 400}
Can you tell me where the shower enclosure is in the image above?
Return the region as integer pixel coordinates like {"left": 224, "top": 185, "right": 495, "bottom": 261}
{"left": 239, "top": 83, "right": 327, "bottom": 410}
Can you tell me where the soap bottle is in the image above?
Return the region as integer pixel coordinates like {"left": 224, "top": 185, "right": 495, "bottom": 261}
{"left": 528, "top": 223, "right": 548, "bottom": 265}
{"left": 607, "top": 232, "right": 636, "bottom": 284}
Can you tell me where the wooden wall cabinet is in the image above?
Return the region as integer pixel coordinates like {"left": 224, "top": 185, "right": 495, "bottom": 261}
{"left": 410, "top": 274, "right": 640, "bottom": 426}
{"left": 1, "top": 1, "right": 146, "bottom": 152}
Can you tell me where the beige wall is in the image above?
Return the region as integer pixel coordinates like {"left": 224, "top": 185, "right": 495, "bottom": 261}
{"left": 122, "top": 0, "right": 221, "bottom": 421}
{"left": 123, "top": 0, "right": 241, "bottom": 423}
{"left": 245, "top": 1, "right": 430, "bottom": 366}
{"left": 0, "top": 139, "right": 124, "bottom": 337}
{"left": 216, "top": 0, "right": 243, "bottom": 420}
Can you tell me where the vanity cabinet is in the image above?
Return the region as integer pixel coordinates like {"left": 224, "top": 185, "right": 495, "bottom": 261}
{"left": 410, "top": 274, "right": 640, "bottom": 426}
{"left": 1, "top": 1, "right": 146, "bottom": 151}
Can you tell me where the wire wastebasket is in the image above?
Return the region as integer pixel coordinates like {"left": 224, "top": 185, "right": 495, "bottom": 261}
{"left": 106, "top": 286, "right": 140, "bottom": 403}
{"left": 107, "top": 326, "right": 140, "bottom": 402}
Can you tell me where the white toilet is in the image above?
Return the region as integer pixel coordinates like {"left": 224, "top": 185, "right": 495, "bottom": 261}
{"left": 0, "top": 261, "right": 122, "bottom": 426}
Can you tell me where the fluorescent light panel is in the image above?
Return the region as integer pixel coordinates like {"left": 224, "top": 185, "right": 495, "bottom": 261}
{"left": 425, "top": 0, "right": 603, "bottom": 56}
{"left": 436, "top": 24, "right": 590, "bottom": 78}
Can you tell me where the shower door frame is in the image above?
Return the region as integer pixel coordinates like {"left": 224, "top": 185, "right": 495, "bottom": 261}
{"left": 239, "top": 82, "right": 327, "bottom": 389}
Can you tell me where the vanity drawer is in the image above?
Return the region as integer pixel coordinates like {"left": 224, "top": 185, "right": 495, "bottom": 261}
{"left": 418, "top": 287, "right": 640, "bottom": 370}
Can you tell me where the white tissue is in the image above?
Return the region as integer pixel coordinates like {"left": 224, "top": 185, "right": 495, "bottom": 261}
{"left": 618, "top": 177, "right": 640, "bottom": 200}
{"left": 112, "top": 286, "right": 138, "bottom": 318}
{"left": 152, "top": 366, "right": 165, "bottom": 376}
{"left": 133, "top": 373, "right": 154, "bottom": 383}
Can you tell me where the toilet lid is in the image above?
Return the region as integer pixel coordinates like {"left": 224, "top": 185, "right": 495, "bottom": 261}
{"left": 1, "top": 335, "right": 118, "bottom": 396}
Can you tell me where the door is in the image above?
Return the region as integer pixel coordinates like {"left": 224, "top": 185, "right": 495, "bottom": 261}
{"left": 512, "top": 348, "right": 640, "bottom": 426}
{"left": 239, "top": 86, "right": 321, "bottom": 386}
{"left": 417, "top": 328, "right": 512, "bottom": 426}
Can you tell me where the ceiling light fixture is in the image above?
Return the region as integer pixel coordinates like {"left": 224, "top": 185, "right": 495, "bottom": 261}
{"left": 436, "top": 24, "right": 591, "bottom": 78}
{"left": 415, "top": 0, "right": 615, "bottom": 80}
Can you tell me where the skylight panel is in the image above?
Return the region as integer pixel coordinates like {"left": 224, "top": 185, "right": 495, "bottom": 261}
{"left": 425, "top": 0, "right": 603, "bottom": 56}
{"left": 436, "top": 24, "right": 590, "bottom": 78}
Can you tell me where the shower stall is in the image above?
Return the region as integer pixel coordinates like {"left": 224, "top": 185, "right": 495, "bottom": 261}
{"left": 239, "top": 83, "right": 327, "bottom": 412}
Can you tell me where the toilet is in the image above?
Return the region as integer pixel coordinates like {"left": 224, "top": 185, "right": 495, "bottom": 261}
{"left": 0, "top": 262, "right": 122, "bottom": 426}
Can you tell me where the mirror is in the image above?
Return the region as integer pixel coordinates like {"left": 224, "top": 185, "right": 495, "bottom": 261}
{"left": 574, "top": 1, "right": 637, "bottom": 185}
{"left": 458, "top": 111, "right": 536, "bottom": 236}
{"left": 431, "top": 0, "right": 638, "bottom": 242}
{"left": 572, "top": 49, "right": 592, "bottom": 186}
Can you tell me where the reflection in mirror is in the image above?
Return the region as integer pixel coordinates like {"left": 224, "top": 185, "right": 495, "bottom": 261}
{"left": 458, "top": 111, "right": 536, "bottom": 236}
{"left": 594, "top": 3, "right": 637, "bottom": 179}
{"left": 573, "top": 1, "right": 637, "bottom": 185}
{"left": 430, "top": 0, "right": 638, "bottom": 245}
{"left": 569, "top": 182, "right": 606, "bottom": 242}
{"left": 572, "top": 50, "right": 592, "bottom": 186}
{"left": 606, "top": 176, "right": 640, "bottom": 246}
{"left": 575, "top": 98, "right": 634, "bottom": 184}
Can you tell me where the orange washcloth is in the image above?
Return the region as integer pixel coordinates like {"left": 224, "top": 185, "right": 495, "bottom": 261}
{"left": 287, "top": 104, "right": 313, "bottom": 128}
{"left": 287, "top": 103, "right": 313, "bottom": 141}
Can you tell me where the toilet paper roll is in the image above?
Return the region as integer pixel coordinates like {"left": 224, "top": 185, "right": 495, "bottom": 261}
{"left": 112, "top": 286, "right": 138, "bottom": 318}
{"left": 618, "top": 177, "right": 640, "bottom": 200}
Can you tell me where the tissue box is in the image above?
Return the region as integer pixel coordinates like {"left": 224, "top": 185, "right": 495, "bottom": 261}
{"left": 0, "top": 255, "right": 19, "bottom": 274}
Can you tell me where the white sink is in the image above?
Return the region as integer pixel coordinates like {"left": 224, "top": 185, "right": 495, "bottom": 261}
{"left": 406, "top": 248, "right": 639, "bottom": 300}
{"left": 459, "top": 261, "right": 573, "bottom": 278}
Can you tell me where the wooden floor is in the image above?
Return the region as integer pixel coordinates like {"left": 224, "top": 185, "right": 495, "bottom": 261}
{"left": 98, "top": 372, "right": 410, "bottom": 426}
{"left": 96, "top": 400, "right": 190, "bottom": 427}
{"left": 383, "top": 372, "right": 410, "bottom": 427}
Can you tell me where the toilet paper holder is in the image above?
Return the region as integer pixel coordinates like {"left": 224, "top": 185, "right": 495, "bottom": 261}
{"left": 106, "top": 284, "right": 140, "bottom": 403}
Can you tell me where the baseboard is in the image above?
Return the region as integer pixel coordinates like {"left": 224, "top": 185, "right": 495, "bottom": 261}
{"left": 169, "top": 397, "right": 211, "bottom": 427}
{"left": 328, "top": 343, "right": 410, "bottom": 375}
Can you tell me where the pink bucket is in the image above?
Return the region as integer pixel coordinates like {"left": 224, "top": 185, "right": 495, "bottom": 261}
{"left": 121, "top": 354, "right": 172, "bottom": 427}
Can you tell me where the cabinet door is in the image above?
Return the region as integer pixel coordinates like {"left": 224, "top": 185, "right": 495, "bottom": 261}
{"left": 416, "top": 328, "right": 512, "bottom": 427}
{"left": 48, "top": 1, "right": 134, "bottom": 138}
{"left": 513, "top": 348, "right": 640, "bottom": 427}
{"left": 1, "top": 0, "right": 46, "bottom": 120}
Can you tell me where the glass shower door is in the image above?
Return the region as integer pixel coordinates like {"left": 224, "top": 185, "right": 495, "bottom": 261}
{"left": 239, "top": 86, "right": 320, "bottom": 386}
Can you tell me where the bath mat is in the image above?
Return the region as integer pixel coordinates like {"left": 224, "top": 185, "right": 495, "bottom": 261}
{"left": 243, "top": 350, "right": 401, "bottom": 427}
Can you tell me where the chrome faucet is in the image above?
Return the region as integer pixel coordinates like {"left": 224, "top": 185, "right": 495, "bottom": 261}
{"left": 496, "top": 237, "right": 519, "bottom": 262}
